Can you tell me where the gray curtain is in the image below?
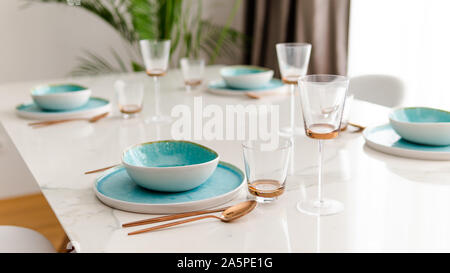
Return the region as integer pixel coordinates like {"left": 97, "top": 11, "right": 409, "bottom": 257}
{"left": 245, "top": 0, "right": 350, "bottom": 76}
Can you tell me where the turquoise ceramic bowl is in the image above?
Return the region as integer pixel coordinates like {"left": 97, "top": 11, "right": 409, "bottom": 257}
{"left": 389, "top": 107, "right": 450, "bottom": 146}
{"left": 122, "top": 140, "right": 219, "bottom": 192}
{"left": 31, "top": 84, "right": 91, "bottom": 111}
{"left": 220, "top": 65, "right": 274, "bottom": 89}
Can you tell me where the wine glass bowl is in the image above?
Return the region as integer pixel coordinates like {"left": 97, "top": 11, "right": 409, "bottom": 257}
{"left": 140, "top": 39, "right": 171, "bottom": 75}
{"left": 300, "top": 75, "right": 348, "bottom": 138}
{"left": 276, "top": 43, "right": 311, "bottom": 83}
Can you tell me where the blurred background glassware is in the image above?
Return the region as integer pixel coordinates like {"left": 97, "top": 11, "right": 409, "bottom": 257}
{"left": 114, "top": 79, "right": 144, "bottom": 119}
{"left": 139, "top": 39, "right": 172, "bottom": 123}
{"left": 276, "top": 43, "right": 312, "bottom": 136}
{"left": 340, "top": 94, "right": 354, "bottom": 130}
{"left": 180, "top": 58, "right": 205, "bottom": 93}
{"left": 297, "top": 74, "right": 349, "bottom": 216}
{"left": 242, "top": 139, "right": 291, "bottom": 203}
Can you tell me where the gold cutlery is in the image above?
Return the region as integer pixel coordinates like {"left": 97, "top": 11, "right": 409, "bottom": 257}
{"left": 122, "top": 206, "right": 232, "bottom": 228}
{"left": 29, "top": 112, "right": 109, "bottom": 128}
{"left": 245, "top": 92, "right": 261, "bottom": 99}
{"left": 245, "top": 91, "right": 290, "bottom": 100}
{"left": 128, "top": 200, "right": 257, "bottom": 235}
{"left": 348, "top": 122, "right": 366, "bottom": 132}
{"left": 84, "top": 164, "right": 119, "bottom": 175}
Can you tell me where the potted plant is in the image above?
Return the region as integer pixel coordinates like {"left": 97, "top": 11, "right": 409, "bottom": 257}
{"left": 30, "top": 0, "right": 245, "bottom": 75}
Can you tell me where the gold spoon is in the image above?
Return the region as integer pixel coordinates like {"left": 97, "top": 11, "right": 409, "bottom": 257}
{"left": 84, "top": 163, "right": 119, "bottom": 175}
{"left": 128, "top": 200, "right": 257, "bottom": 236}
{"left": 122, "top": 206, "right": 232, "bottom": 227}
{"left": 29, "top": 112, "right": 109, "bottom": 128}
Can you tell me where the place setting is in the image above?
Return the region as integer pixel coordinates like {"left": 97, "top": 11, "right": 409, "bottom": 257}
{"left": 16, "top": 83, "right": 112, "bottom": 126}
{"left": 82, "top": 125, "right": 309, "bottom": 235}
{"left": 86, "top": 140, "right": 245, "bottom": 233}
{"left": 207, "top": 65, "right": 287, "bottom": 99}
{"left": 363, "top": 106, "right": 450, "bottom": 160}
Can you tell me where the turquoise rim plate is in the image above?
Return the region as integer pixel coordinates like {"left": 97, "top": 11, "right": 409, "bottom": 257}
{"left": 208, "top": 79, "right": 284, "bottom": 92}
{"left": 17, "top": 97, "right": 108, "bottom": 113}
{"left": 363, "top": 124, "right": 450, "bottom": 160}
{"left": 16, "top": 97, "right": 111, "bottom": 120}
{"left": 94, "top": 161, "right": 245, "bottom": 214}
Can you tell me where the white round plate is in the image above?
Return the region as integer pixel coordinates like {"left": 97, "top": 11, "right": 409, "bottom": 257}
{"left": 16, "top": 97, "right": 111, "bottom": 120}
{"left": 363, "top": 124, "right": 450, "bottom": 160}
{"left": 94, "top": 161, "right": 245, "bottom": 214}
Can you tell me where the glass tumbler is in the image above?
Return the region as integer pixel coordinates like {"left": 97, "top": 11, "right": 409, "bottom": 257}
{"left": 114, "top": 79, "right": 144, "bottom": 119}
{"left": 180, "top": 57, "right": 205, "bottom": 92}
{"left": 242, "top": 139, "right": 291, "bottom": 203}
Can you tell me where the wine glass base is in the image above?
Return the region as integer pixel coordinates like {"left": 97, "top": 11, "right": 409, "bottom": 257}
{"left": 296, "top": 199, "right": 343, "bottom": 216}
{"left": 279, "top": 126, "right": 304, "bottom": 137}
{"left": 144, "top": 115, "right": 173, "bottom": 124}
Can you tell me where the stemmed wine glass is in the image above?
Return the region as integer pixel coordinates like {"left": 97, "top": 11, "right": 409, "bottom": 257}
{"left": 276, "top": 43, "right": 312, "bottom": 136}
{"left": 139, "top": 39, "right": 172, "bottom": 123}
{"left": 297, "top": 74, "right": 349, "bottom": 216}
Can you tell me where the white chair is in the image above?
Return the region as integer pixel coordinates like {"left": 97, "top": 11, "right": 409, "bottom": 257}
{"left": 0, "top": 225, "right": 56, "bottom": 253}
{"left": 348, "top": 74, "right": 405, "bottom": 107}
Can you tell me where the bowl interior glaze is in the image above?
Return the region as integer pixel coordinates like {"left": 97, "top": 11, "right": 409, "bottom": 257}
{"left": 32, "top": 84, "right": 88, "bottom": 96}
{"left": 390, "top": 107, "right": 450, "bottom": 123}
{"left": 221, "top": 66, "right": 270, "bottom": 77}
{"left": 123, "top": 141, "right": 218, "bottom": 168}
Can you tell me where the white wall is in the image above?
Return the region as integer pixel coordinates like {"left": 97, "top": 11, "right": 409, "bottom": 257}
{"left": 0, "top": 0, "right": 130, "bottom": 83}
{"left": 348, "top": 0, "right": 450, "bottom": 109}
{"left": 0, "top": 0, "right": 245, "bottom": 84}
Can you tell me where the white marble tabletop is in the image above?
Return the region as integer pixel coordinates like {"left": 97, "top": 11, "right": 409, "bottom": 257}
{"left": 1, "top": 66, "right": 450, "bottom": 252}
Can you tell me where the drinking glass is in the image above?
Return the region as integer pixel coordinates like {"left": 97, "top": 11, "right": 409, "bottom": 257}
{"left": 276, "top": 43, "right": 312, "bottom": 136}
{"left": 139, "top": 39, "right": 171, "bottom": 123}
{"left": 180, "top": 58, "right": 205, "bottom": 93}
{"left": 114, "top": 79, "right": 144, "bottom": 119}
{"left": 297, "top": 74, "right": 349, "bottom": 216}
{"left": 242, "top": 139, "right": 291, "bottom": 203}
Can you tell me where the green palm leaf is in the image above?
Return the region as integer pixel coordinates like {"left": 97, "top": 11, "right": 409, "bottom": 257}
{"left": 29, "top": 0, "right": 246, "bottom": 76}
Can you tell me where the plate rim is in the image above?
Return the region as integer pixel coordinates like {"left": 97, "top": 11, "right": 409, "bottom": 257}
{"left": 208, "top": 79, "right": 284, "bottom": 92}
{"left": 363, "top": 123, "right": 450, "bottom": 160}
{"left": 16, "top": 97, "right": 111, "bottom": 120}
{"left": 93, "top": 161, "right": 245, "bottom": 209}
{"left": 16, "top": 96, "right": 110, "bottom": 113}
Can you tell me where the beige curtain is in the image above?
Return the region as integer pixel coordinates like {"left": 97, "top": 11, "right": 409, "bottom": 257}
{"left": 245, "top": 0, "right": 350, "bottom": 76}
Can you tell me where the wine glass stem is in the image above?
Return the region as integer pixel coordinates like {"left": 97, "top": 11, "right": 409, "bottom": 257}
{"left": 290, "top": 84, "right": 295, "bottom": 133}
{"left": 288, "top": 84, "right": 296, "bottom": 174}
{"left": 317, "top": 139, "right": 324, "bottom": 205}
{"left": 153, "top": 76, "right": 160, "bottom": 117}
